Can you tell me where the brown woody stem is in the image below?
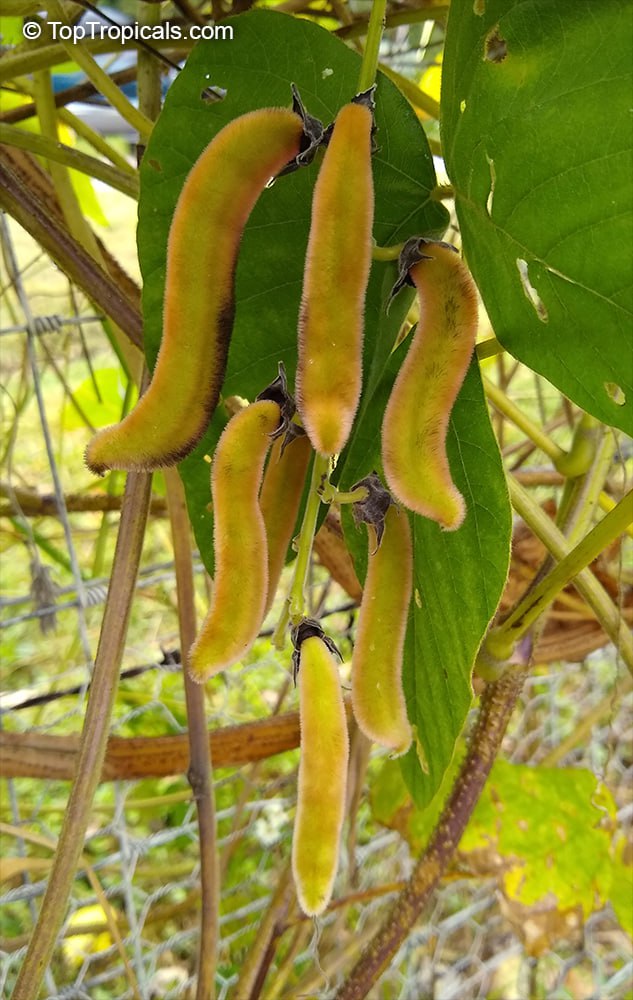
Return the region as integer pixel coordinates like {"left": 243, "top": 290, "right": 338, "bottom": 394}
{"left": 336, "top": 669, "right": 526, "bottom": 999}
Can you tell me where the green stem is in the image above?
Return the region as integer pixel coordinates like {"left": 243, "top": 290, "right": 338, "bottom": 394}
{"left": 0, "top": 123, "right": 139, "bottom": 199}
{"left": 340, "top": 5, "right": 450, "bottom": 42}
{"left": 485, "top": 378, "right": 631, "bottom": 538}
{"left": 57, "top": 107, "right": 137, "bottom": 174}
{"left": 556, "top": 418, "right": 612, "bottom": 545}
{"left": 484, "top": 376, "right": 565, "bottom": 463}
{"left": 319, "top": 481, "right": 368, "bottom": 506}
{"left": 372, "top": 241, "right": 404, "bottom": 262}
{"left": 32, "top": 69, "right": 80, "bottom": 228}
{"left": 476, "top": 336, "right": 504, "bottom": 361}
{"left": 45, "top": 0, "right": 153, "bottom": 140}
{"left": 357, "top": 0, "right": 387, "bottom": 92}
{"left": 555, "top": 412, "right": 600, "bottom": 479}
{"left": 289, "top": 453, "right": 330, "bottom": 623}
{"left": 484, "top": 481, "right": 633, "bottom": 672}
{"left": 0, "top": 36, "right": 190, "bottom": 85}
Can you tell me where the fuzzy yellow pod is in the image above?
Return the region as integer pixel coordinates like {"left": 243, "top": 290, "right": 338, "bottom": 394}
{"left": 292, "top": 632, "right": 349, "bottom": 916}
{"left": 296, "top": 100, "right": 374, "bottom": 456}
{"left": 259, "top": 432, "right": 312, "bottom": 614}
{"left": 382, "top": 241, "right": 478, "bottom": 529}
{"left": 188, "top": 399, "right": 281, "bottom": 681}
{"left": 86, "top": 108, "right": 304, "bottom": 474}
{"left": 351, "top": 503, "right": 413, "bottom": 756}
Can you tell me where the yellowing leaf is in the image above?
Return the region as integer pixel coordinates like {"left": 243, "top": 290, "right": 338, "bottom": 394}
{"left": 63, "top": 904, "right": 114, "bottom": 968}
{"left": 462, "top": 761, "right": 616, "bottom": 918}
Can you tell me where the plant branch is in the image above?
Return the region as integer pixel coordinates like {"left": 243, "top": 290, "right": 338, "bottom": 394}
{"left": 165, "top": 469, "right": 219, "bottom": 1000}
{"left": 0, "top": 152, "right": 144, "bottom": 351}
{"left": 335, "top": 669, "right": 527, "bottom": 999}
{"left": 235, "top": 865, "right": 293, "bottom": 999}
{"left": 337, "top": 5, "right": 450, "bottom": 41}
{"left": 484, "top": 377, "right": 632, "bottom": 537}
{"left": 288, "top": 452, "right": 330, "bottom": 623}
{"left": 0, "top": 122, "right": 139, "bottom": 198}
{"left": 357, "top": 0, "right": 387, "bottom": 92}
{"left": 11, "top": 467, "right": 152, "bottom": 1000}
{"left": 44, "top": 0, "right": 153, "bottom": 139}
{"left": 484, "top": 375, "right": 565, "bottom": 464}
{"left": 0, "top": 65, "right": 139, "bottom": 124}
{"left": 483, "top": 480, "right": 633, "bottom": 673}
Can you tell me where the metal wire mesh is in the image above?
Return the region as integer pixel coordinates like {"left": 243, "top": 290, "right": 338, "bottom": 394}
{"left": 1, "top": 123, "right": 632, "bottom": 1000}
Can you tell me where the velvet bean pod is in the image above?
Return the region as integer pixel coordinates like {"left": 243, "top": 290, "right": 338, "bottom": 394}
{"left": 292, "top": 627, "right": 349, "bottom": 916}
{"left": 382, "top": 240, "right": 478, "bottom": 529}
{"left": 259, "top": 432, "right": 312, "bottom": 614}
{"left": 86, "top": 108, "right": 304, "bottom": 474}
{"left": 351, "top": 503, "right": 413, "bottom": 756}
{"left": 296, "top": 98, "right": 374, "bottom": 456}
{"left": 188, "top": 399, "right": 281, "bottom": 681}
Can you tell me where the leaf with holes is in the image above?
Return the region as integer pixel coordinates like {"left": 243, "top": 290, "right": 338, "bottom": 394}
{"left": 442, "top": 0, "right": 633, "bottom": 434}
{"left": 137, "top": 9, "right": 448, "bottom": 572}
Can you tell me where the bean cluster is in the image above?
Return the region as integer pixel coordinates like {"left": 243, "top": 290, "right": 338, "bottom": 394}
{"left": 85, "top": 87, "right": 478, "bottom": 916}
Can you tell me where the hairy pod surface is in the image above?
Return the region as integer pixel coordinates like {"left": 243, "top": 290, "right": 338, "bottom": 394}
{"left": 382, "top": 241, "right": 478, "bottom": 529}
{"left": 188, "top": 399, "right": 281, "bottom": 681}
{"left": 296, "top": 101, "right": 374, "bottom": 456}
{"left": 351, "top": 503, "right": 413, "bottom": 756}
{"left": 86, "top": 108, "right": 304, "bottom": 474}
{"left": 259, "top": 432, "right": 312, "bottom": 614}
{"left": 292, "top": 633, "right": 349, "bottom": 916}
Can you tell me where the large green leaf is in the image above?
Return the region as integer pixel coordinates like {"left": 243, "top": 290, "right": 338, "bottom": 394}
{"left": 137, "top": 9, "right": 448, "bottom": 569}
{"left": 340, "top": 356, "right": 511, "bottom": 808}
{"left": 442, "top": 0, "right": 633, "bottom": 435}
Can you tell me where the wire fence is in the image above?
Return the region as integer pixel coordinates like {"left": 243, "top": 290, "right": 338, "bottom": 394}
{"left": 2, "top": 656, "right": 631, "bottom": 998}
{"left": 1, "top": 130, "right": 632, "bottom": 1000}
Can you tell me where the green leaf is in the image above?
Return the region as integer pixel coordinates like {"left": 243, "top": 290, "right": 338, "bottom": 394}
{"left": 340, "top": 358, "right": 511, "bottom": 808}
{"left": 64, "top": 368, "right": 136, "bottom": 431}
{"left": 370, "top": 748, "right": 463, "bottom": 852}
{"left": 1, "top": 90, "right": 108, "bottom": 226}
{"left": 137, "top": 8, "right": 448, "bottom": 572}
{"left": 442, "top": 0, "right": 633, "bottom": 435}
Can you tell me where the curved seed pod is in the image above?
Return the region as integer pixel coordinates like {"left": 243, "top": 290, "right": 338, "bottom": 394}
{"left": 296, "top": 91, "right": 375, "bottom": 456}
{"left": 382, "top": 238, "right": 478, "bottom": 530}
{"left": 291, "top": 621, "right": 349, "bottom": 916}
{"left": 259, "top": 430, "right": 312, "bottom": 614}
{"left": 188, "top": 398, "right": 281, "bottom": 682}
{"left": 86, "top": 107, "right": 306, "bottom": 474}
{"left": 350, "top": 475, "right": 413, "bottom": 756}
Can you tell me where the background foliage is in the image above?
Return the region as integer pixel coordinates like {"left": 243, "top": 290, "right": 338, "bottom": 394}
{"left": 0, "top": 1, "right": 631, "bottom": 997}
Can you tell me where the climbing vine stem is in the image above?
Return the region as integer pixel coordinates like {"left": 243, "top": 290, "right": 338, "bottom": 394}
{"left": 287, "top": 452, "right": 331, "bottom": 624}
{"left": 357, "top": 0, "right": 387, "bottom": 92}
{"left": 336, "top": 669, "right": 527, "bottom": 999}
